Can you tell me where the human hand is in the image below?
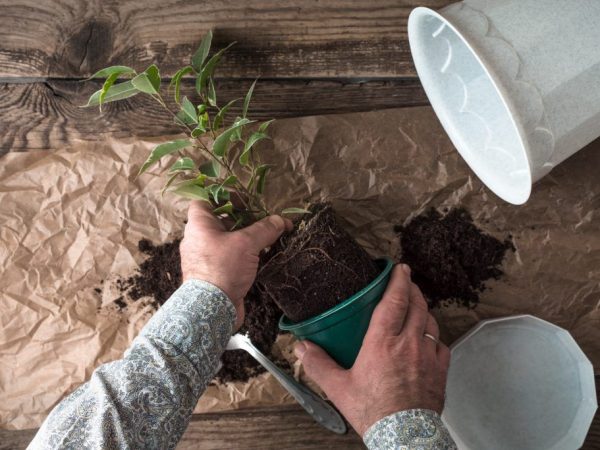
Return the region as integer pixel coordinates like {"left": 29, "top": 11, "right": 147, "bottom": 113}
{"left": 180, "top": 201, "right": 292, "bottom": 329}
{"left": 294, "top": 264, "right": 450, "bottom": 436}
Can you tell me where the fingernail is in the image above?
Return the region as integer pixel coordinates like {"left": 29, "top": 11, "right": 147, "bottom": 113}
{"left": 269, "top": 215, "right": 285, "bottom": 230}
{"left": 400, "top": 264, "right": 411, "bottom": 276}
{"left": 294, "top": 341, "right": 307, "bottom": 360}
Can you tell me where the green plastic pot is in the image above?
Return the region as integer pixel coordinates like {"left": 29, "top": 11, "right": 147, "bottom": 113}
{"left": 279, "top": 258, "right": 394, "bottom": 369}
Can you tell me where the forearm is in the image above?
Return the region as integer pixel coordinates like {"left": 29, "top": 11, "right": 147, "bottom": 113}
{"left": 29, "top": 280, "right": 236, "bottom": 450}
{"left": 363, "top": 409, "right": 457, "bottom": 450}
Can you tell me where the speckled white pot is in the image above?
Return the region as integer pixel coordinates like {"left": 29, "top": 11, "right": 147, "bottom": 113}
{"left": 408, "top": 0, "right": 600, "bottom": 204}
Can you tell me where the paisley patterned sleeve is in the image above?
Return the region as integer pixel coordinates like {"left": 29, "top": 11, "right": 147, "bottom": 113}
{"left": 363, "top": 409, "right": 457, "bottom": 450}
{"left": 28, "top": 280, "right": 236, "bottom": 450}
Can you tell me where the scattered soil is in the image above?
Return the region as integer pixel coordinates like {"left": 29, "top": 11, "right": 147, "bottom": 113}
{"left": 257, "top": 203, "right": 380, "bottom": 322}
{"left": 217, "top": 285, "right": 292, "bottom": 383}
{"left": 396, "top": 208, "right": 514, "bottom": 308}
{"left": 115, "top": 238, "right": 287, "bottom": 383}
{"left": 127, "top": 239, "right": 182, "bottom": 307}
{"left": 107, "top": 203, "right": 379, "bottom": 380}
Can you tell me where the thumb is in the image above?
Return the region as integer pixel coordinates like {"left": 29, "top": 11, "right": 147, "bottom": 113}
{"left": 237, "top": 215, "right": 289, "bottom": 253}
{"left": 295, "top": 341, "right": 346, "bottom": 399}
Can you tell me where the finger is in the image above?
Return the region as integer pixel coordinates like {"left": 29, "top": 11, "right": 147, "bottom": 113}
{"left": 295, "top": 340, "right": 347, "bottom": 400}
{"left": 424, "top": 313, "right": 440, "bottom": 338}
{"left": 237, "top": 215, "right": 287, "bottom": 254}
{"left": 365, "top": 264, "right": 412, "bottom": 339}
{"left": 437, "top": 343, "right": 451, "bottom": 371}
{"left": 402, "top": 282, "right": 429, "bottom": 337}
{"left": 187, "top": 200, "right": 225, "bottom": 232}
{"left": 423, "top": 314, "right": 440, "bottom": 355}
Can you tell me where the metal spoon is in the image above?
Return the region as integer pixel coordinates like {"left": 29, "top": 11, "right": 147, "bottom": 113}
{"left": 226, "top": 333, "right": 347, "bottom": 434}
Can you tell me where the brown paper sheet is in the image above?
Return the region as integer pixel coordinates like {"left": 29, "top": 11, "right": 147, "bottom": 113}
{"left": 1, "top": 106, "right": 599, "bottom": 430}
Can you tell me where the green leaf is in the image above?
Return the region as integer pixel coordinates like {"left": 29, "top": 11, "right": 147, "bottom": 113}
{"left": 198, "top": 42, "right": 235, "bottom": 95}
{"left": 175, "top": 109, "right": 196, "bottom": 126}
{"left": 145, "top": 64, "right": 161, "bottom": 91}
{"left": 281, "top": 207, "right": 311, "bottom": 215}
{"left": 243, "top": 79, "right": 257, "bottom": 118}
{"left": 212, "top": 118, "right": 252, "bottom": 157}
{"left": 169, "top": 66, "right": 193, "bottom": 104}
{"left": 221, "top": 175, "right": 238, "bottom": 186}
{"left": 171, "top": 182, "right": 210, "bottom": 201}
{"left": 191, "top": 126, "right": 207, "bottom": 137}
{"left": 200, "top": 112, "right": 209, "bottom": 129}
{"left": 138, "top": 139, "right": 192, "bottom": 175}
{"left": 88, "top": 66, "right": 136, "bottom": 79}
{"left": 199, "top": 160, "right": 219, "bottom": 178}
{"left": 258, "top": 119, "right": 275, "bottom": 133}
{"left": 213, "top": 201, "right": 233, "bottom": 215}
{"left": 169, "top": 157, "right": 195, "bottom": 172}
{"left": 191, "top": 30, "right": 213, "bottom": 72}
{"left": 213, "top": 98, "right": 240, "bottom": 129}
{"left": 161, "top": 172, "right": 181, "bottom": 196}
{"left": 181, "top": 97, "right": 198, "bottom": 124}
{"left": 132, "top": 72, "right": 159, "bottom": 95}
{"left": 208, "top": 78, "right": 217, "bottom": 106}
{"left": 197, "top": 104, "right": 207, "bottom": 114}
{"left": 98, "top": 72, "right": 121, "bottom": 107}
{"left": 85, "top": 80, "right": 140, "bottom": 107}
{"left": 94, "top": 67, "right": 138, "bottom": 107}
{"left": 255, "top": 164, "right": 271, "bottom": 194}
{"left": 239, "top": 132, "right": 268, "bottom": 165}
{"left": 207, "top": 184, "right": 230, "bottom": 204}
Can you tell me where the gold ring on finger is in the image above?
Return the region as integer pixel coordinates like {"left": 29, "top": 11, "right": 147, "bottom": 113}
{"left": 423, "top": 332, "right": 440, "bottom": 345}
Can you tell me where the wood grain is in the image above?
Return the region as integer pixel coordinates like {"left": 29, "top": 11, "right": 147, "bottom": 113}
{"left": 2, "top": 398, "right": 599, "bottom": 450}
{"left": 0, "top": 0, "right": 452, "bottom": 79}
{"left": 0, "top": 78, "right": 428, "bottom": 153}
{"left": 0, "top": 406, "right": 365, "bottom": 450}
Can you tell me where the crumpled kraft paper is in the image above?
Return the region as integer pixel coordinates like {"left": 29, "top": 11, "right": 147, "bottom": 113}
{"left": 1, "top": 106, "right": 599, "bottom": 430}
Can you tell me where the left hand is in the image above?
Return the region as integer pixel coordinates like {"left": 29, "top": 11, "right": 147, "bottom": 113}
{"left": 180, "top": 201, "right": 292, "bottom": 329}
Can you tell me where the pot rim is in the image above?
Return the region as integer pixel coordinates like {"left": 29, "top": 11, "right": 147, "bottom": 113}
{"left": 279, "top": 257, "right": 395, "bottom": 333}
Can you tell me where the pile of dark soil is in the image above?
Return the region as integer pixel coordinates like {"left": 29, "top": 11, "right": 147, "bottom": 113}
{"left": 127, "top": 239, "right": 182, "bottom": 307}
{"left": 396, "top": 208, "right": 514, "bottom": 308}
{"left": 257, "top": 203, "right": 380, "bottom": 322}
{"left": 120, "top": 238, "right": 286, "bottom": 383}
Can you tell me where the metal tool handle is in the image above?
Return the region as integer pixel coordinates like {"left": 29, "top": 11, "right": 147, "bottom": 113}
{"left": 240, "top": 340, "right": 347, "bottom": 434}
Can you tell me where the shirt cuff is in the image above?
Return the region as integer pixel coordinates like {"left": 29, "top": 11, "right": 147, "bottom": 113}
{"left": 135, "top": 279, "right": 237, "bottom": 378}
{"left": 363, "top": 409, "right": 457, "bottom": 450}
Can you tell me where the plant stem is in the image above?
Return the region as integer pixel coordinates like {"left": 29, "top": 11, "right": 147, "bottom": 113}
{"left": 152, "top": 93, "right": 268, "bottom": 219}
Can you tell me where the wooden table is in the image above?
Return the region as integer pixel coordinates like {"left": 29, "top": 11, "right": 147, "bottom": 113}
{"left": 0, "top": 0, "right": 598, "bottom": 448}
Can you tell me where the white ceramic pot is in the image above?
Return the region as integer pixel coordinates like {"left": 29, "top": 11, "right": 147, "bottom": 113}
{"left": 443, "top": 315, "right": 597, "bottom": 450}
{"left": 408, "top": 0, "right": 600, "bottom": 204}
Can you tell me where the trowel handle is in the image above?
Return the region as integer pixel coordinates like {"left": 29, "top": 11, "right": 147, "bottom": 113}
{"left": 242, "top": 341, "right": 347, "bottom": 435}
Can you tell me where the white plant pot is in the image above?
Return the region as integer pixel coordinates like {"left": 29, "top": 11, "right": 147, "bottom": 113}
{"left": 443, "top": 315, "right": 597, "bottom": 450}
{"left": 408, "top": 0, "right": 600, "bottom": 204}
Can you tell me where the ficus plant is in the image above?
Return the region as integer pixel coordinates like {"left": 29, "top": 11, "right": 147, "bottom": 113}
{"left": 85, "top": 31, "right": 307, "bottom": 229}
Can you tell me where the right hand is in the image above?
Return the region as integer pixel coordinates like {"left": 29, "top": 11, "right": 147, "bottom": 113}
{"left": 294, "top": 264, "right": 450, "bottom": 437}
{"left": 180, "top": 201, "right": 292, "bottom": 329}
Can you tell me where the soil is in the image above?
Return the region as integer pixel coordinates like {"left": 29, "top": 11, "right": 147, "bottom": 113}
{"left": 396, "top": 208, "right": 514, "bottom": 308}
{"left": 118, "top": 238, "right": 288, "bottom": 383}
{"left": 127, "top": 239, "right": 182, "bottom": 307}
{"left": 217, "top": 285, "right": 292, "bottom": 383}
{"left": 110, "top": 203, "right": 380, "bottom": 380}
{"left": 256, "top": 203, "right": 380, "bottom": 323}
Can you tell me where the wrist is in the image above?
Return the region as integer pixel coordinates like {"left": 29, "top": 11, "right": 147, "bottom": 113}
{"left": 363, "top": 409, "right": 452, "bottom": 449}
{"left": 181, "top": 277, "right": 244, "bottom": 329}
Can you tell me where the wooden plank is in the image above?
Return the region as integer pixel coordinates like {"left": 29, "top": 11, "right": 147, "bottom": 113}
{"left": 0, "top": 0, "right": 452, "bottom": 79}
{"left": 178, "top": 406, "right": 364, "bottom": 450}
{"left": 2, "top": 398, "right": 599, "bottom": 450}
{"left": 0, "top": 406, "right": 364, "bottom": 450}
{"left": 0, "top": 78, "right": 428, "bottom": 153}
